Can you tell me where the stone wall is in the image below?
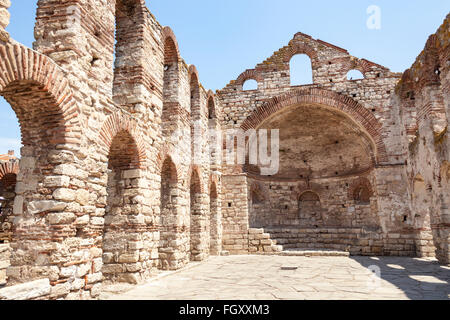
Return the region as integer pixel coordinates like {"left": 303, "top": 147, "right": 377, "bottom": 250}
{"left": 221, "top": 175, "right": 249, "bottom": 254}
{"left": 0, "top": 0, "right": 447, "bottom": 301}
{"left": 248, "top": 174, "right": 380, "bottom": 230}
{"left": 396, "top": 14, "right": 450, "bottom": 263}
{"left": 0, "top": 243, "right": 10, "bottom": 287}
{"left": 216, "top": 14, "right": 449, "bottom": 264}
{"left": 0, "top": 0, "right": 221, "bottom": 300}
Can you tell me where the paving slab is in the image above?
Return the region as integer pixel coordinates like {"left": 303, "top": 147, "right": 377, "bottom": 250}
{"left": 102, "top": 255, "right": 450, "bottom": 300}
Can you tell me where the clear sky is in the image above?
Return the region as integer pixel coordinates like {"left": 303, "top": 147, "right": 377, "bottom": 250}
{"left": 0, "top": 1, "right": 449, "bottom": 155}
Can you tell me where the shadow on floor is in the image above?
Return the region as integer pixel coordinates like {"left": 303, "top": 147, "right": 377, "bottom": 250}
{"left": 350, "top": 256, "right": 450, "bottom": 300}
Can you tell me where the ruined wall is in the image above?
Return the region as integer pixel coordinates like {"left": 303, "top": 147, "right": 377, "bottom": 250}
{"left": 0, "top": 0, "right": 448, "bottom": 301}
{"left": 216, "top": 29, "right": 414, "bottom": 256}
{"left": 0, "top": 0, "right": 221, "bottom": 300}
{"left": 397, "top": 14, "right": 450, "bottom": 264}
{"left": 248, "top": 174, "right": 380, "bottom": 229}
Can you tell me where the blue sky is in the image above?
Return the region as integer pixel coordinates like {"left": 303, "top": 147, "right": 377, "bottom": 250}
{"left": 0, "top": 0, "right": 449, "bottom": 155}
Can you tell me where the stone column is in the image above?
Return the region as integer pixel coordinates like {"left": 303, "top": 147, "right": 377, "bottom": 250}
{"left": 0, "top": 0, "right": 10, "bottom": 42}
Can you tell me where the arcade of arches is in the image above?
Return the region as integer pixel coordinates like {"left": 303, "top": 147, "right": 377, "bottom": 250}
{"left": 0, "top": 1, "right": 448, "bottom": 300}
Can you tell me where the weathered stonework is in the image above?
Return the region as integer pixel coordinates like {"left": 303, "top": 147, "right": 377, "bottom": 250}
{"left": 0, "top": 243, "right": 10, "bottom": 286}
{"left": 0, "top": 1, "right": 447, "bottom": 300}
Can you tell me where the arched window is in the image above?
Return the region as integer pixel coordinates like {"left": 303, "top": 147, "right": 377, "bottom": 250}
{"left": 243, "top": 79, "right": 258, "bottom": 91}
{"left": 113, "top": 0, "right": 144, "bottom": 108}
{"left": 290, "top": 54, "right": 313, "bottom": 86}
{"left": 347, "top": 70, "right": 365, "bottom": 81}
{"left": 159, "top": 156, "right": 178, "bottom": 270}
{"left": 208, "top": 96, "right": 216, "bottom": 120}
{"left": 209, "top": 181, "right": 220, "bottom": 255}
{"left": 190, "top": 169, "right": 202, "bottom": 261}
{"left": 163, "top": 35, "right": 179, "bottom": 104}
{"left": 298, "top": 191, "right": 322, "bottom": 226}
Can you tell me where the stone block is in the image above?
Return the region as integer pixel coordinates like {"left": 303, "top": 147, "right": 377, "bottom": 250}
{"left": 0, "top": 279, "right": 51, "bottom": 300}
{"left": 53, "top": 188, "right": 76, "bottom": 201}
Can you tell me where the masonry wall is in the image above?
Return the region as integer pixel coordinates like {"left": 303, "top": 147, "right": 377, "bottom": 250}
{"left": 0, "top": 0, "right": 447, "bottom": 301}
{"left": 216, "top": 29, "right": 414, "bottom": 257}
{"left": 221, "top": 175, "right": 249, "bottom": 254}
{"left": 0, "top": 0, "right": 221, "bottom": 300}
{"left": 396, "top": 15, "right": 450, "bottom": 263}
{"left": 248, "top": 174, "right": 380, "bottom": 229}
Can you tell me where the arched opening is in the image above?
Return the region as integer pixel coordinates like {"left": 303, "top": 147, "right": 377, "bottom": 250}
{"left": 347, "top": 69, "right": 365, "bottom": 81}
{"left": 159, "top": 156, "right": 178, "bottom": 270}
{"left": 190, "top": 74, "right": 201, "bottom": 162}
{"left": 298, "top": 191, "right": 322, "bottom": 227}
{"left": 290, "top": 54, "right": 313, "bottom": 86}
{"left": 208, "top": 96, "right": 216, "bottom": 120}
{"left": 209, "top": 181, "right": 220, "bottom": 255}
{"left": 412, "top": 174, "right": 437, "bottom": 258}
{"left": 243, "top": 79, "right": 258, "bottom": 91}
{"left": 102, "top": 130, "right": 142, "bottom": 283}
{"left": 353, "top": 185, "right": 371, "bottom": 204}
{"left": 162, "top": 34, "right": 180, "bottom": 125}
{"left": 113, "top": 0, "right": 144, "bottom": 106}
{"left": 254, "top": 104, "right": 376, "bottom": 179}
{"left": 242, "top": 97, "right": 382, "bottom": 251}
{"left": 0, "top": 95, "right": 20, "bottom": 243}
{"left": 190, "top": 169, "right": 202, "bottom": 261}
{"left": 0, "top": 79, "right": 74, "bottom": 284}
{"left": 190, "top": 73, "right": 200, "bottom": 117}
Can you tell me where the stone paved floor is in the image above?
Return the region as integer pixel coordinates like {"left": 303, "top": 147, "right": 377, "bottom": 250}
{"left": 102, "top": 255, "right": 450, "bottom": 300}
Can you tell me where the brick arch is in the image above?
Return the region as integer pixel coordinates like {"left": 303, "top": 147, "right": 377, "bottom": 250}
{"left": 341, "top": 58, "right": 368, "bottom": 78}
{"left": 162, "top": 26, "right": 180, "bottom": 64}
{"left": 210, "top": 180, "right": 218, "bottom": 199}
{"left": 0, "top": 162, "right": 19, "bottom": 181}
{"left": 348, "top": 177, "right": 373, "bottom": 202}
{"left": 208, "top": 173, "right": 220, "bottom": 193}
{"left": 186, "top": 165, "right": 205, "bottom": 193}
{"left": 156, "top": 147, "right": 182, "bottom": 182}
{"left": 298, "top": 190, "right": 321, "bottom": 201}
{"left": 0, "top": 162, "right": 19, "bottom": 190}
{"left": 283, "top": 43, "right": 318, "bottom": 63}
{"left": 190, "top": 67, "right": 201, "bottom": 117}
{"left": 98, "top": 113, "right": 147, "bottom": 168}
{"left": 357, "top": 59, "right": 377, "bottom": 74}
{"left": 236, "top": 69, "right": 261, "bottom": 86}
{"left": 240, "top": 88, "right": 388, "bottom": 163}
{"left": 190, "top": 67, "right": 200, "bottom": 90}
{"left": 0, "top": 43, "right": 80, "bottom": 146}
{"left": 160, "top": 154, "right": 179, "bottom": 184}
{"left": 188, "top": 65, "right": 199, "bottom": 85}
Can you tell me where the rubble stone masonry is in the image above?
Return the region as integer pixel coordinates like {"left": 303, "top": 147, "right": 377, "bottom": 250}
{"left": 0, "top": 1, "right": 447, "bottom": 299}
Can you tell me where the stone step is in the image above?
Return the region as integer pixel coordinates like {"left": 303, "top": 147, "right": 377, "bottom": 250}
{"left": 278, "top": 248, "right": 349, "bottom": 257}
